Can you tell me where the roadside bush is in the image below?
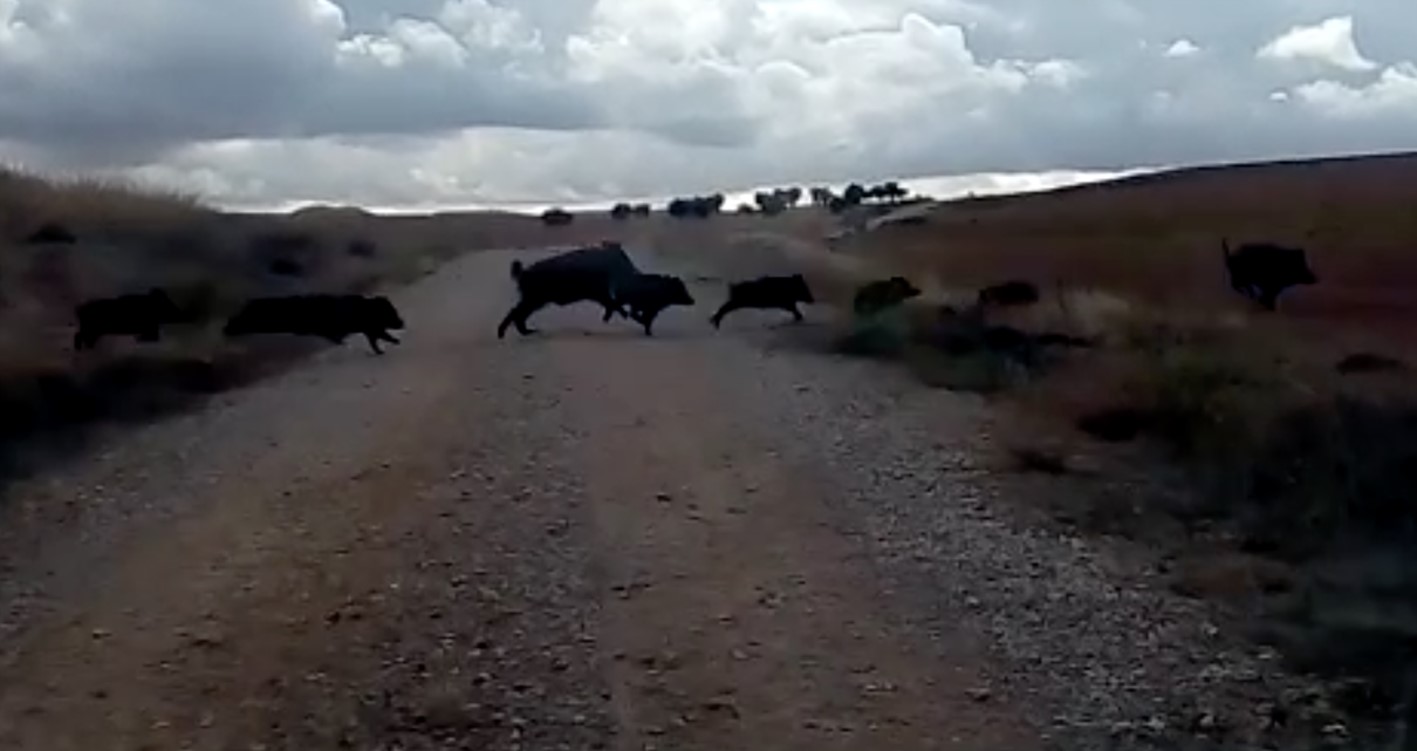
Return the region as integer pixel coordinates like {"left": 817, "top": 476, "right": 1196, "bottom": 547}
{"left": 831, "top": 302, "right": 1061, "bottom": 394}
{"left": 833, "top": 307, "right": 911, "bottom": 358}
{"left": 251, "top": 230, "right": 321, "bottom": 278}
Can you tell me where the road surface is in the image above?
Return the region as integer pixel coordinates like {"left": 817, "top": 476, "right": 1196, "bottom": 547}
{"left": 0, "top": 248, "right": 1319, "bottom": 750}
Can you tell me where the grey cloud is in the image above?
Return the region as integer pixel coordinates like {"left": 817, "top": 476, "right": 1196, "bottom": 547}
{"left": 0, "top": 0, "right": 602, "bottom": 163}
{"left": 2, "top": 0, "right": 1416, "bottom": 207}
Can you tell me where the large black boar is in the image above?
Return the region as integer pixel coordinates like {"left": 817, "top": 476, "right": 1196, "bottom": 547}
{"left": 615, "top": 273, "right": 695, "bottom": 336}
{"left": 224, "top": 294, "right": 405, "bottom": 354}
{"left": 709, "top": 273, "right": 815, "bottom": 329}
{"left": 1222, "top": 238, "right": 1318, "bottom": 311}
{"left": 497, "top": 241, "right": 641, "bottom": 338}
{"left": 853, "top": 276, "right": 921, "bottom": 316}
{"left": 73, "top": 288, "right": 184, "bottom": 350}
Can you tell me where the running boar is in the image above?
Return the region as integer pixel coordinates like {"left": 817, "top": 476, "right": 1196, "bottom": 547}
{"left": 73, "top": 288, "right": 185, "bottom": 350}
{"left": 497, "top": 241, "right": 641, "bottom": 338}
{"left": 853, "top": 276, "right": 921, "bottom": 317}
{"left": 709, "top": 273, "right": 815, "bottom": 329}
{"left": 615, "top": 273, "right": 695, "bottom": 336}
{"left": 224, "top": 294, "right": 405, "bottom": 354}
{"left": 1222, "top": 239, "right": 1318, "bottom": 311}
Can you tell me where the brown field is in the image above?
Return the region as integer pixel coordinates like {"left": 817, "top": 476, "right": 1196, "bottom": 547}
{"left": 844, "top": 151, "right": 1417, "bottom": 356}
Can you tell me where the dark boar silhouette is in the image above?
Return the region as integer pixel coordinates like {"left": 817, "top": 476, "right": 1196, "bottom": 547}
{"left": 977, "top": 280, "right": 1040, "bottom": 308}
{"left": 540, "top": 208, "right": 574, "bottom": 226}
{"left": 497, "top": 241, "right": 641, "bottom": 339}
{"left": 224, "top": 294, "right": 405, "bottom": 354}
{"left": 710, "top": 274, "right": 815, "bottom": 329}
{"left": 1336, "top": 352, "right": 1405, "bottom": 375}
{"left": 73, "top": 288, "right": 185, "bottom": 351}
{"left": 1222, "top": 239, "right": 1318, "bottom": 311}
{"left": 614, "top": 273, "right": 695, "bottom": 336}
{"left": 853, "top": 276, "right": 921, "bottom": 316}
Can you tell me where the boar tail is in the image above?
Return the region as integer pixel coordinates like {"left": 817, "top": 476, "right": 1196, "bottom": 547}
{"left": 510, "top": 260, "right": 524, "bottom": 280}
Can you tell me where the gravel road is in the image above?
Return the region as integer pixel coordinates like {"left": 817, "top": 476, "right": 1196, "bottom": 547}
{"left": 0, "top": 248, "right": 1341, "bottom": 750}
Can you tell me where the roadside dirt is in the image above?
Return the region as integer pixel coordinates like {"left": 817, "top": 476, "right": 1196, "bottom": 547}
{"left": 0, "top": 247, "right": 1340, "bottom": 750}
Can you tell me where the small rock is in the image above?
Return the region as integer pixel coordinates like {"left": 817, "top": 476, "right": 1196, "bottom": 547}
{"left": 703, "top": 697, "right": 740, "bottom": 719}
{"left": 90, "top": 628, "right": 110, "bottom": 640}
{"left": 966, "top": 687, "right": 992, "bottom": 703}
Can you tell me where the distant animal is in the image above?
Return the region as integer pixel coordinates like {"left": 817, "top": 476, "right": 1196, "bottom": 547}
{"left": 541, "top": 208, "right": 574, "bottom": 227}
{"left": 853, "top": 276, "right": 921, "bottom": 317}
{"left": 977, "top": 280, "right": 1040, "bottom": 308}
{"left": 224, "top": 294, "right": 405, "bottom": 354}
{"left": 1221, "top": 239, "right": 1318, "bottom": 311}
{"left": 74, "top": 288, "right": 185, "bottom": 350}
{"left": 614, "top": 273, "right": 696, "bottom": 336}
{"left": 1336, "top": 352, "right": 1405, "bottom": 375}
{"left": 710, "top": 274, "right": 815, "bottom": 329}
{"left": 497, "top": 241, "right": 640, "bottom": 338}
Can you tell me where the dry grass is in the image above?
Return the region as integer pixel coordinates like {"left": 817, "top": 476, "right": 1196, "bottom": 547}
{"left": 812, "top": 152, "right": 1417, "bottom": 722}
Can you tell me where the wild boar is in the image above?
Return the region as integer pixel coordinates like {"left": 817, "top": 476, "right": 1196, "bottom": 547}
{"left": 224, "top": 294, "right": 405, "bottom": 354}
{"left": 853, "top": 276, "right": 921, "bottom": 317}
{"left": 73, "top": 288, "right": 184, "bottom": 350}
{"left": 496, "top": 241, "right": 641, "bottom": 338}
{"left": 709, "top": 274, "right": 815, "bottom": 329}
{"left": 614, "top": 273, "right": 695, "bottom": 336}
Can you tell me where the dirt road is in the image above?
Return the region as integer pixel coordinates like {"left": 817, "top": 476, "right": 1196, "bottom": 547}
{"left": 0, "top": 249, "right": 1318, "bottom": 750}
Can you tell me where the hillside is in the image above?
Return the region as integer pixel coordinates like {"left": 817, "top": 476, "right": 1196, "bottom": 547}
{"left": 836, "top": 150, "right": 1417, "bottom": 353}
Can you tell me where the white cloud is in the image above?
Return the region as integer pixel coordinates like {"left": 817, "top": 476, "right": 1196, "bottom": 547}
{"left": 1258, "top": 16, "right": 1376, "bottom": 72}
{"left": 1292, "top": 63, "right": 1417, "bottom": 118}
{"left": 1164, "top": 39, "right": 1200, "bottom": 58}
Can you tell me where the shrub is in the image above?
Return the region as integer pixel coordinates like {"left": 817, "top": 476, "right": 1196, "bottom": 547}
{"left": 250, "top": 230, "right": 320, "bottom": 278}
{"left": 831, "top": 303, "right": 1054, "bottom": 394}
{"left": 833, "top": 308, "right": 911, "bottom": 358}
{"left": 906, "top": 346, "right": 1028, "bottom": 394}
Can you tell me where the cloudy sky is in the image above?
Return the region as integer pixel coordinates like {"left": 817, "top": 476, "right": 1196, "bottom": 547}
{"left": 1, "top": 0, "right": 1414, "bottom": 209}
